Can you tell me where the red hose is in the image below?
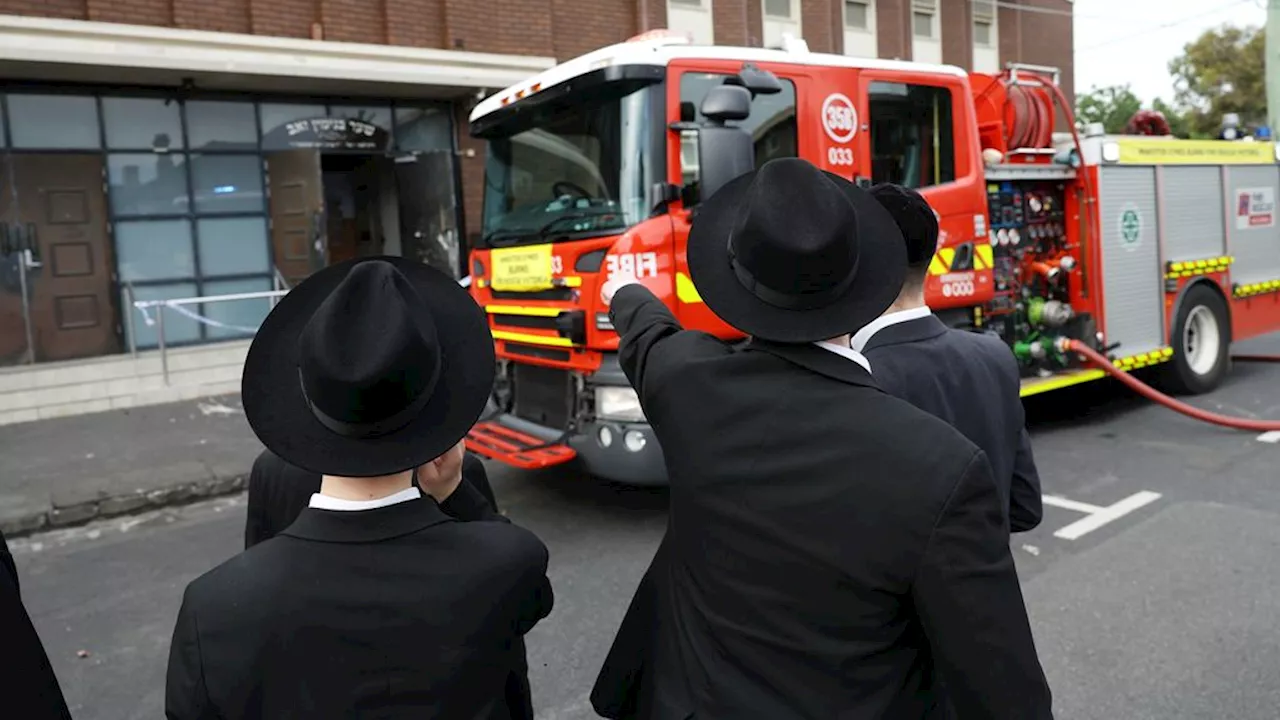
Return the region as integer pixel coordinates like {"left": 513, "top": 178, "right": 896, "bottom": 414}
{"left": 1063, "top": 339, "right": 1280, "bottom": 432}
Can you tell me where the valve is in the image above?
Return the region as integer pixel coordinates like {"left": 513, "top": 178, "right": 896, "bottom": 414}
{"left": 1027, "top": 297, "right": 1074, "bottom": 327}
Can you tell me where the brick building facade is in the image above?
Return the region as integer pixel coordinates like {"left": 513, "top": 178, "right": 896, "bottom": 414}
{"left": 0, "top": 0, "right": 1072, "bottom": 366}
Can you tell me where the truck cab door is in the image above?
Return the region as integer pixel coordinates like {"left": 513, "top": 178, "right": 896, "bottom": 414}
{"left": 666, "top": 61, "right": 802, "bottom": 336}
{"left": 855, "top": 70, "right": 994, "bottom": 312}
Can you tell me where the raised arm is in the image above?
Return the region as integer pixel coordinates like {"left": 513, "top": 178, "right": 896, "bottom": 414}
{"left": 607, "top": 282, "right": 687, "bottom": 394}
{"left": 911, "top": 450, "right": 1053, "bottom": 719}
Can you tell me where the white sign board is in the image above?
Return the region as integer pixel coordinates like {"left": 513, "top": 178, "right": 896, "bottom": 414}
{"left": 1235, "top": 187, "right": 1275, "bottom": 230}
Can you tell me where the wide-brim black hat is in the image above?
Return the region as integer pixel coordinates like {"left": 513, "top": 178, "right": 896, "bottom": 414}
{"left": 242, "top": 256, "right": 495, "bottom": 478}
{"left": 687, "top": 160, "right": 907, "bottom": 343}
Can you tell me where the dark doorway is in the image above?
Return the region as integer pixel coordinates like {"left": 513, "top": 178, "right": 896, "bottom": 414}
{"left": 320, "top": 154, "right": 401, "bottom": 266}
{"left": 0, "top": 153, "right": 119, "bottom": 365}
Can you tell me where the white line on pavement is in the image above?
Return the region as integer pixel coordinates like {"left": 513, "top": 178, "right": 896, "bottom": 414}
{"left": 1041, "top": 495, "right": 1105, "bottom": 514}
{"left": 1257, "top": 431, "right": 1280, "bottom": 443}
{"left": 1053, "top": 491, "right": 1162, "bottom": 541}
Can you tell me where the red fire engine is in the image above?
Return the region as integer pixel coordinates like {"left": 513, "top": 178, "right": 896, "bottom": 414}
{"left": 463, "top": 32, "right": 1280, "bottom": 484}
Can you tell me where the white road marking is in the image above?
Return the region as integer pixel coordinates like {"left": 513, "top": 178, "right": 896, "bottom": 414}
{"left": 1053, "top": 491, "right": 1162, "bottom": 541}
{"left": 1257, "top": 431, "right": 1280, "bottom": 443}
{"left": 1041, "top": 495, "right": 1104, "bottom": 514}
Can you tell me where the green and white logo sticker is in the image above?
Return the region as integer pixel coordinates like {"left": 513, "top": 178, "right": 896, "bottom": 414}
{"left": 1118, "top": 204, "right": 1143, "bottom": 251}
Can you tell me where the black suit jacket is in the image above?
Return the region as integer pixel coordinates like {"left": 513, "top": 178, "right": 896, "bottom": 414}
{"left": 167, "top": 482, "right": 552, "bottom": 719}
{"left": 0, "top": 530, "right": 73, "bottom": 720}
{"left": 861, "top": 314, "right": 1043, "bottom": 533}
{"left": 591, "top": 285, "right": 1051, "bottom": 720}
{"left": 245, "top": 450, "right": 499, "bottom": 549}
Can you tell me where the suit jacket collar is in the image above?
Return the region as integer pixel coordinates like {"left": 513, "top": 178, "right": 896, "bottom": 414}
{"left": 281, "top": 496, "right": 453, "bottom": 543}
{"left": 744, "top": 339, "right": 880, "bottom": 390}
{"left": 861, "top": 314, "right": 949, "bottom": 353}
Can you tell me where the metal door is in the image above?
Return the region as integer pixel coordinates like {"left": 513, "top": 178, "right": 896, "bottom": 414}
{"left": 266, "top": 150, "right": 325, "bottom": 287}
{"left": 394, "top": 151, "right": 461, "bottom": 278}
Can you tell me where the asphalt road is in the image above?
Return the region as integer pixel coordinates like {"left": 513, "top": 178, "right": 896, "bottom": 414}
{"left": 11, "top": 352, "right": 1280, "bottom": 720}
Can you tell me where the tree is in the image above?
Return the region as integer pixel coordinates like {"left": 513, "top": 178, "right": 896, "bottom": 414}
{"left": 1075, "top": 84, "right": 1142, "bottom": 134}
{"left": 1168, "top": 24, "right": 1266, "bottom": 137}
{"left": 1151, "top": 97, "right": 1195, "bottom": 139}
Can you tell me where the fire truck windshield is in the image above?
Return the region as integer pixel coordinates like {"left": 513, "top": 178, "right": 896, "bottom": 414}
{"left": 479, "top": 83, "right": 660, "bottom": 248}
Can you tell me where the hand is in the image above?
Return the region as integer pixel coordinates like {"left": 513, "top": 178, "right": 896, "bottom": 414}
{"left": 416, "top": 441, "right": 466, "bottom": 502}
{"left": 601, "top": 272, "right": 640, "bottom": 305}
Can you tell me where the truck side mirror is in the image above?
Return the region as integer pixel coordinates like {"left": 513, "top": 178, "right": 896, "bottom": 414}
{"left": 697, "top": 126, "right": 754, "bottom": 203}
{"left": 700, "top": 85, "right": 751, "bottom": 123}
{"left": 732, "top": 63, "right": 782, "bottom": 96}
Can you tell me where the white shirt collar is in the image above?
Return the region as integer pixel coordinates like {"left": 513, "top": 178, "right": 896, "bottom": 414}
{"left": 813, "top": 340, "right": 872, "bottom": 374}
{"left": 308, "top": 486, "right": 422, "bottom": 512}
{"left": 850, "top": 306, "right": 933, "bottom": 352}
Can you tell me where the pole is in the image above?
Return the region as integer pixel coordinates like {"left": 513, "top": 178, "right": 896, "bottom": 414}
{"left": 124, "top": 284, "right": 137, "bottom": 357}
{"left": 1268, "top": 0, "right": 1280, "bottom": 135}
{"left": 157, "top": 308, "right": 169, "bottom": 386}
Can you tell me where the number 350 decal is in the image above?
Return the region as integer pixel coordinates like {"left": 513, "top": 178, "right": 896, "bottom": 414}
{"left": 827, "top": 147, "right": 854, "bottom": 166}
{"left": 607, "top": 252, "right": 658, "bottom": 279}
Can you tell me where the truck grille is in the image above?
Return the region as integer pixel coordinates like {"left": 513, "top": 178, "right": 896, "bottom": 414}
{"left": 512, "top": 364, "right": 574, "bottom": 430}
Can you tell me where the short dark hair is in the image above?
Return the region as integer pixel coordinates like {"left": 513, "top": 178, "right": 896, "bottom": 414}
{"left": 869, "top": 183, "right": 938, "bottom": 289}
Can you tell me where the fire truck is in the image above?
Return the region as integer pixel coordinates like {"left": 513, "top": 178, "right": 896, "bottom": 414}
{"left": 463, "top": 32, "right": 1280, "bottom": 485}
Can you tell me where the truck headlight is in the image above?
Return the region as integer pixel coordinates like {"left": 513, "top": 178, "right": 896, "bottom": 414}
{"left": 595, "top": 386, "right": 644, "bottom": 422}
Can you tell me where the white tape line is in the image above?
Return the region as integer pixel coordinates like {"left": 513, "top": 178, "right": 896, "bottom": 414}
{"left": 1041, "top": 495, "right": 1104, "bottom": 514}
{"left": 1053, "top": 491, "right": 1162, "bottom": 541}
{"left": 1257, "top": 431, "right": 1280, "bottom": 443}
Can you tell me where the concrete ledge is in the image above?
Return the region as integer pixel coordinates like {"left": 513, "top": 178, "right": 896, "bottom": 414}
{"left": 2, "top": 473, "right": 247, "bottom": 538}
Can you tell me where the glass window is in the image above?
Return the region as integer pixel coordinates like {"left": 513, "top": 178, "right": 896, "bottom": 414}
{"left": 197, "top": 217, "right": 271, "bottom": 277}
{"left": 186, "top": 101, "right": 258, "bottom": 150}
{"left": 330, "top": 105, "right": 392, "bottom": 132}
{"left": 669, "top": 0, "right": 704, "bottom": 5}
{"left": 845, "top": 0, "right": 868, "bottom": 29}
{"left": 764, "top": 0, "right": 792, "bottom": 18}
{"left": 677, "top": 73, "right": 798, "bottom": 203}
{"left": 913, "top": 11, "right": 933, "bottom": 38}
{"left": 259, "top": 103, "right": 326, "bottom": 140}
{"left": 867, "top": 81, "right": 955, "bottom": 188}
{"left": 102, "top": 97, "right": 184, "bottom": 150}
{"left": 190, "top": 155, "right": 264, "bottom": 214}
{"left": 394, "top": 107, "right": 453, "bottom": 151}
{"left": 124, "top": 282, "right": 200, "bottom": 348}
{"left": 108, "top": 154, "right": 191, "bottom": 216}
{"left": 201, "top": 277, "right": 273, "bottom": 340}
{"left": 115, "top": 219, "right": 196, "bottom": 282}
{"left": 974, "top": 20, "right": 992, "bottom": 46}
{"left": 7, "top": 94, "right": 100, "bottom": 149}
{"left": 0, "top": 97, "right": 6, "bottom": 148}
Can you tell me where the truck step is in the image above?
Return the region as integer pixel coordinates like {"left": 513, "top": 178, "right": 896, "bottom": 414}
{"left": 466, "top": 421, "right": 578, "bottom": 469}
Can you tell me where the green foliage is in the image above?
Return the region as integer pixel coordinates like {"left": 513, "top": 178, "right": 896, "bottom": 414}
{"left": 1075, "top": 85, "right": 1143, "bottom": 134}
{"left": 1168, "top": 24, "right": 1266, "bottom": 136}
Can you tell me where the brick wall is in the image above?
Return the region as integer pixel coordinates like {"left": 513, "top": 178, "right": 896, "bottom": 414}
{"left": 998, "top": 0, "right": 1074, "bottom": 103}
{"left": 876, "top": 0, "right": 911, "bottom": 60}
{"left": 940, "top": 0, "right": 973, "bottom": 70}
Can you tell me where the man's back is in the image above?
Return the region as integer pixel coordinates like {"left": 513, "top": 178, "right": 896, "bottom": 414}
{"left": 861, "top": 315, "right": 1042, "bottom": 532}
{"left": 611, "top": 288, "right": 1051, "bottom": 719}
{"left": 168, "top": 499, "right": 552, "bottom": 719}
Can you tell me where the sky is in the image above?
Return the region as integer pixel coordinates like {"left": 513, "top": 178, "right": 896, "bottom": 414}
{"left": 1072, "top": 0, "right": 1268, "bottom": 103}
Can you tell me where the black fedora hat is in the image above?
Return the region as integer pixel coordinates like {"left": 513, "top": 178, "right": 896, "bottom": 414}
{"left": 242, "top": 256, "right": 495, "bottom": 478}
{"left": 687, "top": 158, "right": 907, "bottom": 343}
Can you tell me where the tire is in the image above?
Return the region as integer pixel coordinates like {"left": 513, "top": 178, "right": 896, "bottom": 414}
{"left": 1159, "top": 283, "right": 1230, "bottom": 395}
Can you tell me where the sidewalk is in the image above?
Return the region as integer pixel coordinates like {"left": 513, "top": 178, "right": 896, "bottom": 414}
{"left": 0, "top": 393, "right": 261, "bottom": 537}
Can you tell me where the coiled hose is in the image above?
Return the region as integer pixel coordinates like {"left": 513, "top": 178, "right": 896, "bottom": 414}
{"left": 1061, "top": 339, "right": 1280, "bottom": 432}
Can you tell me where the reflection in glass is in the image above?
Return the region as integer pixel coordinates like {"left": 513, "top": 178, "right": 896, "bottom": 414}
{"left": 331, "top": 105, "right": 393, "bottom": 131}
{"left": 190, "top": 155, "right": 264, "bottom": 214}
{"left": 123, "top": 282, "right": 200, "bottom": 348}
{"left": 108, "top": 154, "right": 191, "bottom": 216}
{"left": 114, "top": 220, "right": 196, "bottom": 282}
{"left": 202, "top": 277, "right": 273, "bottom": 339}
{"left": 7, "top": 95, "right": 100, "bottom": 149}
{"left": 186, "top": 101, "right": 258, "bottom": 150}
{"left": 197, "top": 217, "right": 271, "bottom": 276}
{"left": 102, "top": 97, "right": 184, "bottom": 150}
{"left": 394, "top": 107, "right": 452, "bottom": 151}
{"left": 259, "top": 103, "right": 326, "bottom": 146}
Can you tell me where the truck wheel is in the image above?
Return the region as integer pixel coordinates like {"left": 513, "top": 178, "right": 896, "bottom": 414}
{"left": 1160, "top": 284, "right": 1230, "bottom": 395}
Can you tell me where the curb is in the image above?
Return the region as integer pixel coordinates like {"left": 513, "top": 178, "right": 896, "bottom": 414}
{"left": 0, "top": 473, "right": 247, "bottom": 539}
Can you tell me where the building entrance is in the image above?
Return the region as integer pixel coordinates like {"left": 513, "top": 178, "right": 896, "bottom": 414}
{"left": 265, "top": 149, "right": 461, "bottom": 288}
{"left": 0, "top": 153, "right": 120, "bottom": 366}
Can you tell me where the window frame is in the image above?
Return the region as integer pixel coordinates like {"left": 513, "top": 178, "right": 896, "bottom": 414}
{"left": 762, "top": 0, "right": 795, "bottom": 20}
{"left": 843, "top": 0, "right": 871, "bottom": 31}
{"left": 863, "top": 79, "right": 958, "bottom": 191}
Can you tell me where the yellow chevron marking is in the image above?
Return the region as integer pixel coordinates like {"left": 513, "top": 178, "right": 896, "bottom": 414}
{"left": 676, "top": 272, "right": 703, "bottom": 304}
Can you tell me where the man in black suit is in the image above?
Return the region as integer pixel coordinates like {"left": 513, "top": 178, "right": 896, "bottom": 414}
{"left": 245, "top": 448, "right": 499, "bottom": 548}
{"left": 166, "top": 257, "right": 553, "bottom": 719}
{"left": 591, "top": 159, "right": 1051, "bottom": 719}
{"left": 1, "top": 529, "right": 73, "bottom": 719}
{"left": 858, "top": 184, "right": 1042, "bottom": 533}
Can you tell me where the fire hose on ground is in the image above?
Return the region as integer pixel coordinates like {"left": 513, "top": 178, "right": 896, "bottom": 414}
{"left": 1058, "top": 339, "right": 1280, "bottom": 432}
